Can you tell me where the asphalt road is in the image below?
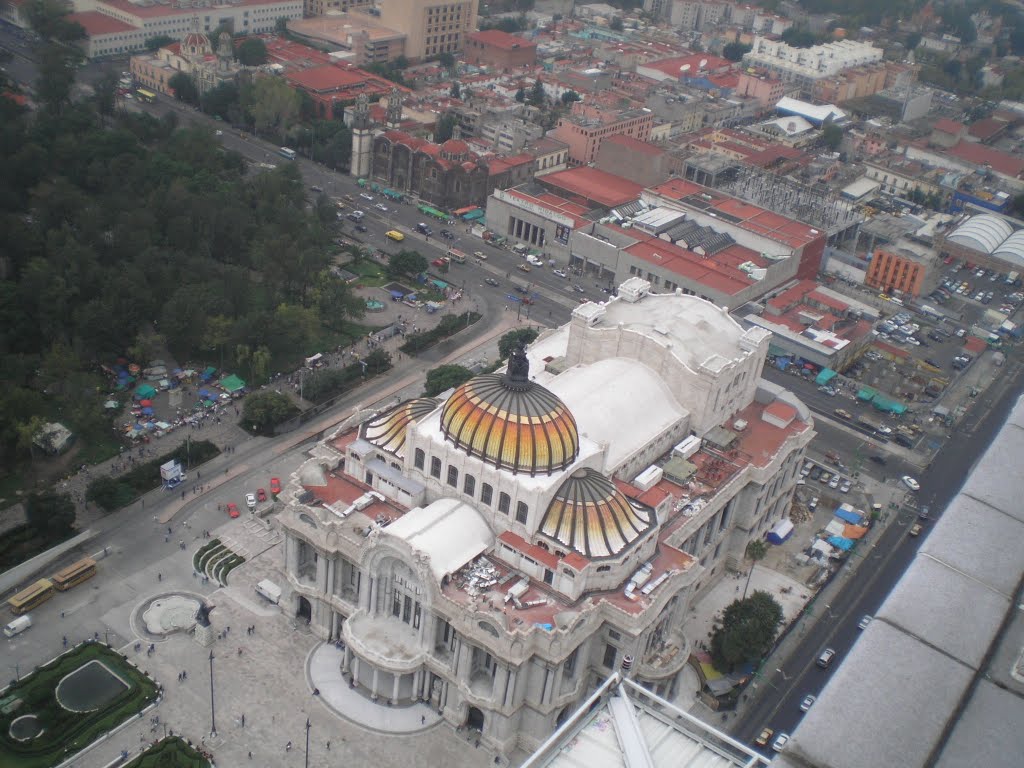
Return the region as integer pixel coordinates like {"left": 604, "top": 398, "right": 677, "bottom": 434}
{"left": 734, "top": 355, "right": 1024, "bottom": 754}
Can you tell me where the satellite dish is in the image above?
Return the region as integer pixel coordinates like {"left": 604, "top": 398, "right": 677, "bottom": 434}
{"left": 680, "top": 64, "right": 691, "bottom": 72}
{"left": 699, "top": 58, "right": 708, "bottom": 69}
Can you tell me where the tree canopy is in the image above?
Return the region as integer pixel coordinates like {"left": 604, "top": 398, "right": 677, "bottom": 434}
{"left": 236, "top": 37, "right": 268, "bottom": 66}
{"left": 498, "top": 327, "right": 540, "bottom": 360}
{"left": 242, "top": 391, "right": 299, "bottom": 434}
{"left": 424, "top": 365, "right": 474, "bottom": 396}
{"left": 388, "top": 250, "right": 428, "bottom": 278}
{"left": 710, "top": 590, "right": 783, "bottom": 672}
{"left": 722, "top": 42, "right": 752, "bottom": 62}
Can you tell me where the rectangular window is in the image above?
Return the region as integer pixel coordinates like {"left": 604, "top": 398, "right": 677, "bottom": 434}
{"left": 515, "top": 501, "right": 528, "bottom": 524}
{"left": 430, "top": 457, "right": 441, "bottom": 478}
{"left": 498, "top": 493, "right": 511, "bottom": 515}
{"left": 463, "top": 475, "right": 476, "bottom": 496}
{"left": 481, "top": 483, "right": 493, "bottom": 505}
{"left": 603, "top": 643, "right": 617, "bottom": 669}
{"left": 447, "top": 465, "right": 458, "bottom": 487}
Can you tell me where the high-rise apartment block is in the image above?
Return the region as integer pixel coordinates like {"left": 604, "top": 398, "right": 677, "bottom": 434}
{"left": 378, "top": 0, "right": 478, "bottom": 61}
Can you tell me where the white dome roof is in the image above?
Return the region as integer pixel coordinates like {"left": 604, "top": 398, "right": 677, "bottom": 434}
{"left": 992, "top": 230, "right": 1024, "bottom": 268}
{"left": 948, "top": 214, "right": 1014, "bottom": 254}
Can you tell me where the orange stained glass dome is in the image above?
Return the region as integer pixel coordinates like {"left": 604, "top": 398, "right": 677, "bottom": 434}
{"left": 540, "top": 468, "right": 654, "bottom": 559}
{"left": 439, "top": 345, "right": 579, "bottom": 475}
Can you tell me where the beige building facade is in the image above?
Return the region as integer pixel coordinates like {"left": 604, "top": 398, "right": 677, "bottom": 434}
{"left": 377, "top": 0, "right": 478, "bottom": 61}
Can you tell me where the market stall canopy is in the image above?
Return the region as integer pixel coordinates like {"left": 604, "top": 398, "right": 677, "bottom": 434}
{"left": 135, "top": 384, "right": 157, "bottom": 399}
{"left": 220, "top": 374, "right": 246, "bottom": 393}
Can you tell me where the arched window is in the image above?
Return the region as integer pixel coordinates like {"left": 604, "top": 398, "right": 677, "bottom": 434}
{"left": 463, "top": 474, "right": 476, "bottom": 496}
{"left": 498, "top": 493, "right": 511, "bottom": 515}
{"left": 430, "top": 457, "right": 442, "bottom": 478}
{"left": 447, "top": 465, "right": 458, "bottom": 487}
{"left": 515, "top": 501, "right": 528, "bottom": 524}
{"left": 414, "top": 448, "right": 425, "bottom": 470}
{"left": 481, "top": 483, "right": 493, "bottom": 505}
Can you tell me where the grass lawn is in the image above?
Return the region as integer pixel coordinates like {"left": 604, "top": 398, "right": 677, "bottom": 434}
{"left": 0, "top": 643, "right": 159, "bottom": 768}
{"left": 348, "top": 259, "right": 389, "bottom": 287}
{"left": 123, "top": 736, "right": 211, "bottom": 767}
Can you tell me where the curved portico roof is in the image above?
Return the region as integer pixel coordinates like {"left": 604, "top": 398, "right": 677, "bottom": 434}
{"left": 992, "top": 230, "right": 1024, "bottom": 268}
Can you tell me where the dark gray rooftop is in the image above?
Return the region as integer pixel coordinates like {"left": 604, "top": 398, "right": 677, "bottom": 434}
{"left": 774, "top": 395, "right": 1024, "bottom": 768}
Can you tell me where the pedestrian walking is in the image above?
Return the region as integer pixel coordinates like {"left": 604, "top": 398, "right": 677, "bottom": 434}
{"left": 248, "top": 751, "right": 253, "bottom": 759}
{"left": 158, "top": 573, "right": 162, "bottom": 582}
{"left": 327, "top": 740, "right": 331, "bottom": 751}
{"left": 241, "top": 713, "right": 245, "bottom": 727}
{"left": 286, "top": 741, "right": 292, "bottom": 752}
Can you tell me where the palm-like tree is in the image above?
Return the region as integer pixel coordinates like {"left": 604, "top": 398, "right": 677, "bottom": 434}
{"left": 742, "top": 539, "right": 767, "bottom": 600}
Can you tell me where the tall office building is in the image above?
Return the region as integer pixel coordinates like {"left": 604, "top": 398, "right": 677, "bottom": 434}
{"left": 377, "top": 0, "right": 478, "bottom": 61}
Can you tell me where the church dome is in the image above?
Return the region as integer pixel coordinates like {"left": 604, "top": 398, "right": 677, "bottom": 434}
{"left": 183, "top": 30, "right": 211, "bottom": 54}
{"left": 439, "top": 345, "right": 578, "bottom": 475}
{"left": 362, "top": 397, "right": 438, "bottom": 456}
{"left": 540, "top": 468, "right": 654, "bottom": 559}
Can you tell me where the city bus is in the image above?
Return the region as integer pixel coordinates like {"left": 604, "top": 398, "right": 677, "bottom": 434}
{"left": 279, "top": 147, "right": 297, "bottom": 161}
{"left": 8, "top": 579, "right": 55, "bottom": 615}
{"left": 51, "top": 557, "right": 97, "bottom": 592}
{"left": 446, "top": 247, "right": 467, "bottom": 264}
{"left": 135, "top": 88, "right": 156, "bottom": 103}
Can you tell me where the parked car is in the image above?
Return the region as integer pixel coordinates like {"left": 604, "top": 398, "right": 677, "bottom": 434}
{"left": 799, "top": 694, "right": 817, "bottom": 712}
{"left": 246, "top": 493, "right": 257, "bottom": 510}
{"left": 772, "top": 733, "right": 790, "bottom": 753}
{"left": 909, "top": 523, "right": 923, "bottom": 537}
{"left": 257, "top": 488, "right": 267, "bottom": 502}
{"left": 819, "top": 471, "right": 831, "bottom": 484}
{"left": 828, "top": 475, "right": 840, "bottom": 489}
{"left": 858, "top": 615, "right": 872, "bottom": 630}
{"left": 553, "top": 269, "right": 568, "bottom": 278}
{"left": 816, "top": 648, "right": 836, "bottom": 668}
{"left": 227, "top": 503, "right": 240, "bottom": 518}
{"left": 834, "top": 409, "right": 852, "bottom": 420}
{"left": 808, "top": 496, "right": 819, "bottom": 511}
{"left": 902, "top": 475, "right": 920, "bottom": 491}
{"left": 754, "top": 727, "right": 774, "bottom": 747}
{"left": 270, "top": 477, "right": 282, "bottom": 495}
{"left": 840, "top": 479, "right": 852, "bottom": 493}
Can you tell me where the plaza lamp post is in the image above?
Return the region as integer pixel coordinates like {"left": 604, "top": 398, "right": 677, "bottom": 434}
{"left": 208, "top": 650, "right": 217, "bottom": 737}
{"left": 304, "top": 717, "right": 311, "bottom": 768}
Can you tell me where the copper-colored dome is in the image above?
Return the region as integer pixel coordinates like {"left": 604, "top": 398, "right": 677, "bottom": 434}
{"left": 362, "top": 397, "right": 439, "bottom": 456}
{"left": 540, "top": 468, "right": 654, "bottom": 559}
{"left": 439, "top": 347, "right": 578, "bottom": 475}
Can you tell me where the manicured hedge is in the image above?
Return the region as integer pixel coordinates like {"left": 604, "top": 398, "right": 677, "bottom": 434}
{"left": 0, "top": 643, "right": 159, "bottom": 768}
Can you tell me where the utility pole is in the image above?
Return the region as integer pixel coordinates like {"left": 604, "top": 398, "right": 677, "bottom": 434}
{"left": 208, "top": 650, "right": 217, "bottom": 737}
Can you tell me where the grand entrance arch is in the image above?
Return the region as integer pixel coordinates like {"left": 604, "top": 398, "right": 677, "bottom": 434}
{"left": 296, "top": 596, "right": 312, "bottom": 622}
{"left": 466, "top": 706, "right": 485, "bottom": 732}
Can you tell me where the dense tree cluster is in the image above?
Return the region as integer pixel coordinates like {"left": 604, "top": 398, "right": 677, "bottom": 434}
{"left": 0, "top": 12, "right": 365, "bottom": 486}
{"left": 710, "top": 590, "right": 784, "bottom": 672}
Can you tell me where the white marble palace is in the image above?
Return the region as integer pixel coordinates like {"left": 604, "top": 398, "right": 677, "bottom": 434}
{"left": 276, "top": 278, "right": 813, "bottom": 754}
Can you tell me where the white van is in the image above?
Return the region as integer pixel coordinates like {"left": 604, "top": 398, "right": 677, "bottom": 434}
{"left": 255, "top": 579, "right": 282, "bottom": 604}
{"left": 526, "top": 255, "right": 543, "bottom": 267}
{"left": 4, "top": 615, "right": 32, "bottom": 638}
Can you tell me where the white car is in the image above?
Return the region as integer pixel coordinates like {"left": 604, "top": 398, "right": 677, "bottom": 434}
{"left": 245, "top": 493, "right": 257, "bottom": 510}
{"left": 876, "top": 425, "right": 893, "bottom": 435}
{"left": 552, "top": 269, "right": 568, "bottom": 278}
{"left": 858, "top": 614, "right": 872, "bottom": 630}
{"left": 359, "top": 193, "right": 374, "bottom": 201}
{"left": 799, "top": 694, "right": 816, "bottom": 712}
{"left": 772, "top": 733, "right": 790, "bottom": 752}
{"left": 828, "top": 475, "right": 840, "bottom": 489}
{"left": 902, "top": 476, "right": 920, "bottom": 491}
{"left": 375, "top": 203, "right": 388, "bottom": 212}
{"left": 840, "top": 479, "right": 851, "bottom": 494}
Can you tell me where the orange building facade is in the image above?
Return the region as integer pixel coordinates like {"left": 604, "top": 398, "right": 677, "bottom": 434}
{"left": 866, "top": 247, "right": 927, "bottom": 297}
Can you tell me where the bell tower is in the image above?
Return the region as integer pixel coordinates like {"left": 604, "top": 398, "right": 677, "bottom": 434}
{"left": 349, "top": 93, "right": 373, "bottom": 179}
{"left": 386, "top": 87, "right": 403, "bottom": 129}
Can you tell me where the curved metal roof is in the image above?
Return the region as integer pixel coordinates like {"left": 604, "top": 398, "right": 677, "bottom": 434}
{"left": 948, "top": 214, "right": 1014, "bottom": 254}
{"left": 992, "top": 230, "right": 1024, "bottom": 268}
{"left": 361, "top": 397, "right": 439, "bottom": 455}
{"left": 540, "top": 468, "right": 654, "bottom": 559}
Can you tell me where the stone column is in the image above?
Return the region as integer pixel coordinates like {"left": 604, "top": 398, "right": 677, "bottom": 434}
{"left": 343, "top": 644, "right": 352, "bottom": 674}
{"left": 327, "top": 557, "right": 336, "bottom": 597}
{"left": 352, "top": 657, "right": 360, "bottom": 686}
{"left": 503, "top": 667, "right": 516, "bottom": 708}
{"left": 371, "top": 667, "right": 380, "bottom": 701}
{"left": 392, "top": 673, "right": 401, "bottom": 704}
{"left": 317, "top": 554, "right": 328, "bottom": 595}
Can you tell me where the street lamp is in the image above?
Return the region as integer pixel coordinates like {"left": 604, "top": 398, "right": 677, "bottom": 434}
{"left": 208, "top": 650, "right": 217, "bottom": 737}
{"left": 775, "top": 667, "right": 791, "bottom": 681}
{"left": 304, "top": 717, "right": 311, "bottom": 768}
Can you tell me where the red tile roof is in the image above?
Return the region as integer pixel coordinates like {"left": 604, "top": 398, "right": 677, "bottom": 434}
{"left": 468, "top": 29, "right": 536, "bottom": 51}
{"left": 602, "top": 133, "right": 664, "bottom": 157}
{"left": 541, "top": 166, "right": 643, "bottom": 208}
{"left": 68, "top": 11, "right": 136, "bottom": 35}
{"left": 968, "top": 117, "right": 1008, "bottom": 141}
{"left": 642, "top": 53, "right": 734, "bottom": 79}
{"left": 497, "top": 531, "right": 559, "bottom": 570}
{"left": 948, "top": 140, "right": 1024, "bottom": 178}
{"left": 933, "top": 118, "right": 965, "bottom": 135}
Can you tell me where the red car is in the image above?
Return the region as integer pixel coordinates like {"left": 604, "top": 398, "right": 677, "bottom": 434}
{"left": 226, "top": 502, "right": 240, "bottom": 518}
{"left": 270, "top": 477, "right": 281, "bottom": 495}
{"left": 257, "top": 488, "right": 267, "bottom": 502}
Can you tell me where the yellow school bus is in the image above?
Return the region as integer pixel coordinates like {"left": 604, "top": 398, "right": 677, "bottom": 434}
{"left": 51, "top": 557, "right": 98, "bottom": 592}
{"left": 8, "top": 579, "right": 55, "bottom": 615}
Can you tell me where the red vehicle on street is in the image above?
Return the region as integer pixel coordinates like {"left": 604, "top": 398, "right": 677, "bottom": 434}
{"left": 270, "top": 477, "right": 282, "bottom": 495}
{"left": 257, "top": 488, "right": 267, "bottom": 502}
{"left": 226, "top": 503, "right": 240, "bottom": 518}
